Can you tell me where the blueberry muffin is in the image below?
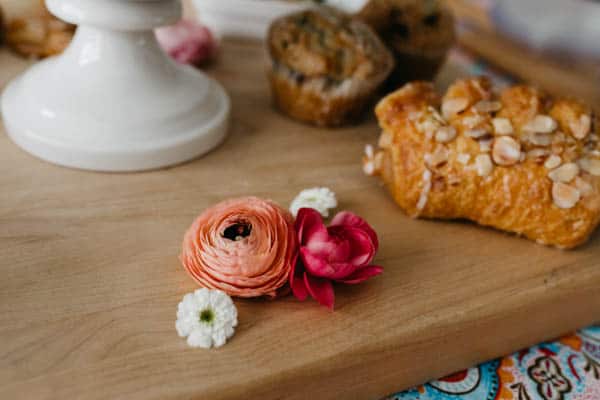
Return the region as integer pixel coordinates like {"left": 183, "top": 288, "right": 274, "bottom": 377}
{"left": 267, "top": 7, "right": 394, "bottom": 127}
{"left": 357, "top": 0, "right": 455, "bottom": 89}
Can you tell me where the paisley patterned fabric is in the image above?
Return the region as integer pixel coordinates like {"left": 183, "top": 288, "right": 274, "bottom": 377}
{"left": 386, "top": 326, "right": 600, "bottom": 400}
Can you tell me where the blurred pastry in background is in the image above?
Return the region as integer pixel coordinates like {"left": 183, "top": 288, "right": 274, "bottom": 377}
{"left": 357, "top": 0, "right": 455, "bottom": 90}
{"left": 267, "top": 7, "right": 394, "bottom": 127}
{"left": 5, "top": 1, "right": 74, "bottom": 59}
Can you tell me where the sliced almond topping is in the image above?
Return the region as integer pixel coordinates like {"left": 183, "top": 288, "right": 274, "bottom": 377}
{"left": 417, "top": 118, "right": 438, "bottom": 139}
{"left": 528, "top": 148, "right": 550, "bottom": 163}
{"left": 570, "top": 114, "right": 592, "bottom": 140}
{"left": 492, "top": 136, "right": 521, "bottom": 166}
{"left": 475, "top": 154, "right": 494, "bottom": 177}
{"left": 544, "top": 155, "right": 562, "bottom": 170}
{"left": 473, "top": 100, "right": 502, "bottom": 113}
{"left": 465, "top": 128, "right": 489, "bottom": 139}
{"left": 492, "top": 118, "right": 513, "bottom": 135}
{"left": 442, "top": 98, "right": 469, "bottom": 119}
{"left": 529, "top": 133, "right": 553, "bottom": 147}
{"left": 363, "top": 160, "right": 375, "bottom": 176}
{"left": 425, "top": 145, "right": 449, "bottom": 168}
{"left": 427, "top": 106, "right": 446, "bottom": 124}
{"left": 523, "top": 115, "right": 558, "bottom": 134}
{"left": 578, "top": 157, "right": 600, "bottom": 176}
{"left": 365, "top": 144, "right": 374, "bottom": 159}
{"left": 457, "top": 153, "right": 471, "bottom": 165}
{"left": 435, "top": 126, "right": 457, "bottom": 143}
{"left": 416, "top": 169, "right": 433, "bottom": 212}
{"left": 552, "top": 182, "right": 581, "bottom": 209}
{"left": 548, "top": 163, "right": 579, "bottom": 183}
{"left": 378, "top": 131, "right": 393, "bottom": 149}
{"left": 408, "top": 111, "right": 423, "bottom": 121}
{"left": 462, "top": 115, "right": 484, "bottom": 129}
{"left": 479, "top": 137, "right": 493, "bottom": 152}
{"left": 574, "top": 176, "right": 594, "bottom": 197}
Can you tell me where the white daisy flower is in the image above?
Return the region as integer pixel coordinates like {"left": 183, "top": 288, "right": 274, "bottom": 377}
{"left": 176, "top": 289, "right": 238, "bottom": 349}
{"left": 290, "top": 187, "right": 338, "bottom": 218}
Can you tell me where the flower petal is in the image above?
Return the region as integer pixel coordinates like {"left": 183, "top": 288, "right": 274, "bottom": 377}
{"left": 304, "top": 273, "right": 335, "bottom": 310}
{"left": 337, "top": 265, "right": 383, "bottom": 284}
{"left": 300, "top": 247, "right": 336, "bottom": 278}
{"left": 330, "top": 211, "right": 379, "bottom": 251}
{"left": 296, "top": 208, "right": 329, "bottom": 245}
{"left": 290, "top": 261, "right": 309, "bottom": 301}
{"left": 328, "top": 225, "right": 375, "bottom": 266}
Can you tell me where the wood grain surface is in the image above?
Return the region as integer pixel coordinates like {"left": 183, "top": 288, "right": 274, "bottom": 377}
{"left": 1, "top": 40, "right": 600, "bottom": 400}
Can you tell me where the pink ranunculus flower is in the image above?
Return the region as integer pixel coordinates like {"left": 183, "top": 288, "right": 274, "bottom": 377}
{"left": 291, "top": 208, "right": 383, "bottom": 310}
{"left": 181, "top": 197, "right": 297, "bottom": 298}
{"left": 155, "top": 20, "right": 217, "bottom": 66}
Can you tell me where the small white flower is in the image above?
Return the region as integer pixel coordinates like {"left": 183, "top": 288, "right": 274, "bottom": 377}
{"left": 290, "top": 187, "right": 338, "bottom": 218}
{"left": 176, "top": 289, "right": 238, "bottom": 349}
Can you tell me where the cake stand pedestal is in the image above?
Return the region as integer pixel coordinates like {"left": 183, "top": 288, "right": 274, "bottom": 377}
{"left": 1, "top": 0, "right": 230, "bottom": 172}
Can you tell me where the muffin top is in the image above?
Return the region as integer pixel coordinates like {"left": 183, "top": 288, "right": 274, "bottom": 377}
{"left": 268, "top": 8, "right": 393, "bottom": 82}
{"left": 358, "top": 0, "right": 455, "bottom": 56}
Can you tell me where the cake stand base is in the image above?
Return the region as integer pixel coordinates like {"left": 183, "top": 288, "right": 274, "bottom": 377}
{"left": 2, "top": 63, "right": 230, "bottom": 172}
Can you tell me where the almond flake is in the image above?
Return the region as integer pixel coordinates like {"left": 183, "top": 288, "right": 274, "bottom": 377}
{"left": 425, "top": 145, "right": 449, "bottom": 168}
{"left": 474, "top": 100, "right": 502, "bottom": 113}
{"left": 363, "top": 160, "right": 375, "bottom": 176}
{"left": 435, "top": 126, "right": 457, "bottom": 143}
{"left": 462, "top": 115, "right": 484, "bottom": 129}
{"left": 479, "top": 137, "right": 493, "bottom": 152}
{"left": 457, "top": 153, "right": 471, "bottom": 165}
{"left": 442, "top": 98, "right": 469, "bottom": 119}
{"left": 492, "top": 118, "right": 513, "bottom": 135}
{"left": 475, "top": 154, "right": 494, "bottom": 177}
{"left": 529, "top": 133, "right": 553, "bottom": 147}
{"left": 365, "top": 144, "right": 374, "bottom": 158}
{"left": 552, "top": 182, "right": 580, "bottom": 209}
{"left": 544, "top": 155, "right": 562, "bottom": 169}
{"left": 570, "top": 114, "right": 591, "bottom": 140}
{"left": 548, "top": 163, "right": 579, "bottom": 183}
{"left": 427, "top": 106, "right": 446, "bottom": 124}
{"left": 523, "top": 115, "right": 558, "bottom": 134}
{"left": 492, "top": 136, "right": 521, "bottom": 166}
{"left": 416, "top": 169, "right": 433, "bottom": 212}
{"left": 378, "top": 131, "right": 393, "bottom": 149}
{"left": 578, "top": 157, "right": 600, "bottom": 176}
{"left": 574, "top": 176, "right": 593, "bottom": 197}
{"left": 527, "top": 148, "right": 550, "bottom": 163}
{"left": 465, "top": 128, "right": 489, "bottom": 139}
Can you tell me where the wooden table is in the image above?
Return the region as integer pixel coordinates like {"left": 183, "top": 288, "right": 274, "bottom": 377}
{"left": 1, "top": 40, "right": 600, "bottom": 400}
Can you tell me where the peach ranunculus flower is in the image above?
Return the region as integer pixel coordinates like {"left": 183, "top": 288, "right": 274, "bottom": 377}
{"left": 181, "top": 197, "right": 297, "bottom": 298}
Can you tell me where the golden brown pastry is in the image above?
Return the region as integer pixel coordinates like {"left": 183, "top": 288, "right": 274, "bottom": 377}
{"left": 356, "top": 0, "right": 455, "bottom": 89}
{"left": 5, "top": 2, "right": 74, "bottom": 59}
{"left": 364, "top": 77, "right": 600, "bottom": 249}
{"left": 267, "top": 7, "right": 394, "bottom": 127}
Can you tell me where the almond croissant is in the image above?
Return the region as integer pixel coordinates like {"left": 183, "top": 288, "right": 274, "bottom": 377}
{"left": 365, "top": 77, "right": 600, "bottom": 249}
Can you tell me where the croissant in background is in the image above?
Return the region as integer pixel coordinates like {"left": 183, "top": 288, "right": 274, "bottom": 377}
{"left": 4, "top": 0, "right": 74, "bottom": 58}
{"left": 365, "top": 77, "right": 600, "bottom": 249}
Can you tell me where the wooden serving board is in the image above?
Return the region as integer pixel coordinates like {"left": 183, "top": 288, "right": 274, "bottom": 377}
{"left": 1, "top": 40, "right": 599, "bottom": 400}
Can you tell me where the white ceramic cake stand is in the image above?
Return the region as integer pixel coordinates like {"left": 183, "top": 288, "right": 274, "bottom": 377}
{"left": 1, "top": 0, "right": 230, "bottom": 172}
